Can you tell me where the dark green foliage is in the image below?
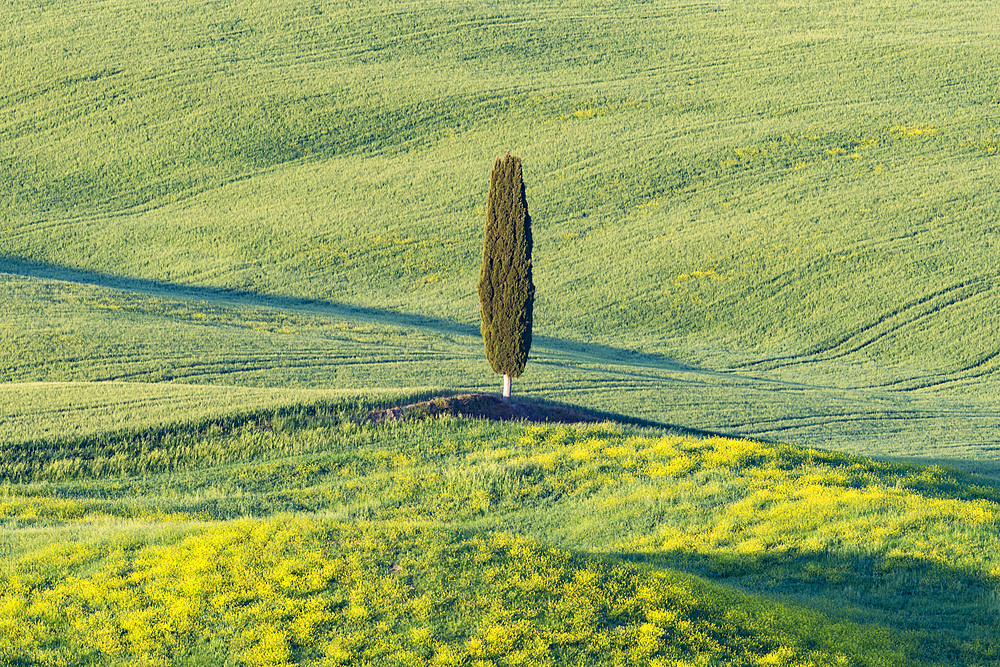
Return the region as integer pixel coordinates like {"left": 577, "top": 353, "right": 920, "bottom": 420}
{"left": 479, "top": 153, "right": 534, "bottom": 379}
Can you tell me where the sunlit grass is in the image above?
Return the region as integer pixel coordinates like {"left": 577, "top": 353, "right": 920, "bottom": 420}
{"left": 5, "top": 414, "right": 998, "bottom": 664}
{"left": 3, "top": 0, "right": 1000, "bottom": 460}
{"left": 0, "top": 518, "right": 916, "bottom": 667}
{"left": 4, "top": 0, "right": 1000, "bottom": 662}
{"left": 0, "top": 381, "right": 432, "bottom": 446}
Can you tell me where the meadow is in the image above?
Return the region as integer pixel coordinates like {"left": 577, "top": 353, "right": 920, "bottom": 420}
{"left": 3, "top": 413, "right": 999, "bottom": 665}
{"left": 3, "top": 0, "right": 1000, "bottom": 463}
{"left": 2, "top": 0, "right": 1000, "bottom": 663}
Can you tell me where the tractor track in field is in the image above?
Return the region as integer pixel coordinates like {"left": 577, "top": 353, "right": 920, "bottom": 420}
{"left": 729, "top": 272, "right": 1000, "bottom": 377}
{"left": 874, "top": 347, "right": 1000, "bottom": 392}
{"left": 714, "top": 407, "right": 950, "bottom": 435}
{"left": 3, "top": 344, "right": 462, "bottom": 385}
{"left": 0, "top": 392, "right": 228, "bottom": 427}
{"left": 92, "top": 356, "right": 432, "bottom": 384}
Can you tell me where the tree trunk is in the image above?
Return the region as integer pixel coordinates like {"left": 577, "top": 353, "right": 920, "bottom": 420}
{"left": 503, "top": 374, "right": 511, "bottom": 400}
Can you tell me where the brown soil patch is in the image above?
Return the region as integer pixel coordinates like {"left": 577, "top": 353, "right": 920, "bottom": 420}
{"left": 367, "top": 393, "right": 604, "bottom": 424}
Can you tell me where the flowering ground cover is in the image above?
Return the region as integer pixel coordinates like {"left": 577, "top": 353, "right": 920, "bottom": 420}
{"left": 2, "top": 410, "right": 997, "bottom": 665}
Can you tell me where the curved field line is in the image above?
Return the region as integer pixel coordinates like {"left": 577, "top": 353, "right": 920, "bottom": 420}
{"left": 730, "top": 274, "right": 1000, "bottom": 372}
{"left": 877, "top": 347, "right": 1000, "bottom": 392}
{"left": 77, "top": 347, "right": 466, "bottom": 382}
{"left": 721, "top": 410, "right": 948, "bottom": 436}
{"left": 787, "top": 283, "right": 992, "bottom": 366}
{"left": 2, "top": 166, "right": 274, "bottom": 245}
{"left": 0, "top": 393, "right": 213, "bottom": 428}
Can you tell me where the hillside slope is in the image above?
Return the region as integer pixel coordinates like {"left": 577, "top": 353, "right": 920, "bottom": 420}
{"left": 5, "top": 2, "right": 1000, "bottom": 663}
{"left": 3, "top": 413, "right": 998, "bottom": 665}
{"left": 3, "top": 0, "right": 1000, "bottom": 462}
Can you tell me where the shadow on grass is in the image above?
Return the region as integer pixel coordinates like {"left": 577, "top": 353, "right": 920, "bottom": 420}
{"left": 502, "top": 393, "right": 729, "bottom": 438}
{"left": 612, "top": 547, "right": 1000, "bottom": 666}
{"left": 367, "top": 389, "right": 726, "bottom": 436}
{"left": 878, "top": 453, "right": 1000, "bottom": 484}
{"left": 0, "top": 389, "right": 442, "bottom": 482}
{"left": 0, "top": 255, "right": 694, "bottom": 372}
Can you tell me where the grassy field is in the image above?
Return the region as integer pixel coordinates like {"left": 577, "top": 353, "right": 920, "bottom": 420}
{"left": 3, "top": 0, "right": 1000, "bottom": 464}
{"left": 3, "top": 413, "right": 999, "bottom": 665}
{"left": 3, "top": 0, "right": 1000, "bottom": 663}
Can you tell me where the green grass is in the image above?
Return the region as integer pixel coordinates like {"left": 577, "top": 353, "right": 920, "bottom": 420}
{"left": 2, "top": 414, "right": 998, "bottom": 664}
{"left": 0, "top": 382, "right": 430, "bottom": 447}
{"left": 3, "top": 0, "right": 1000, "bottom": 464}
{"left": 4, "top": 0, "right": 1000, "bottom": 663}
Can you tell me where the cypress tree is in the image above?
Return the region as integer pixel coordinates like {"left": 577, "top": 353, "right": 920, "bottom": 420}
{"left": 479, "top": 152, "right": 534, "bottom": 400}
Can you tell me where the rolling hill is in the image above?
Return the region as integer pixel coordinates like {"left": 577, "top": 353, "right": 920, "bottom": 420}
{"left": 2, "top": 0, "right": 999, "bottom": 663}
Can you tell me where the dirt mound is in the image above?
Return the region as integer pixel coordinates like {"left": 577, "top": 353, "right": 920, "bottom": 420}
{"left": 367, "top": 393, "right": 603, "bottom": 424}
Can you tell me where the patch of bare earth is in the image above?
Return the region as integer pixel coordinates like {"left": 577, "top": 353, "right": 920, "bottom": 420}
{"left": 367, "top": 393, "right": 604, "bottom": 424}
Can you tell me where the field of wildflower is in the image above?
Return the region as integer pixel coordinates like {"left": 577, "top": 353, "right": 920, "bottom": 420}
{"left": 2, "top": 408, "right": 998, "bottom": 665}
